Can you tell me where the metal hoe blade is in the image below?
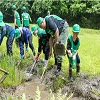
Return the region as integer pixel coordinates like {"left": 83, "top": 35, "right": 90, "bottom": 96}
{"left": 26, "top": 60, "right": 37, "bottom": 81}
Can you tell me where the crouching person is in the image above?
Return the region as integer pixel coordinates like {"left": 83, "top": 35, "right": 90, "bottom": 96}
{"left": 66, "top": 24, "right": 80, "bottom": 82}
{"left": 15, "top": 27, "right": 35, "bottom": 59}
{"left": 31, "top": 25, "right": 50, "bottom": 67}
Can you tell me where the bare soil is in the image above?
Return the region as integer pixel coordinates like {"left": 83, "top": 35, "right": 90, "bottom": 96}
{"left": 0, "top": 60, "right": 100, "bottom": 100}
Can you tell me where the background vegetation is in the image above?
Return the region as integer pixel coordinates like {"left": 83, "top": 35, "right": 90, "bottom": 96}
{"left": 0, "top": 0, "right": 100, "bottom": 29}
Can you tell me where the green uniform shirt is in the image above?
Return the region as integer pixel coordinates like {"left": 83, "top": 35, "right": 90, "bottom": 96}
{"left": 68, "top": 35, "right": 80, "bottom": 51}
{"left": 37, "top": 28, "right": 47, "bottom": 45}
{"left": 45, "top": 15, "right": 64, "bottom": 37}
{"left": 68, "top": 35, "right": 80, "bottom": 68}
{"left": 14, "top": 11, "right": 21, "bottom": 27}
{"left": 22, "top": 12, "right": 30, "bottom": 26}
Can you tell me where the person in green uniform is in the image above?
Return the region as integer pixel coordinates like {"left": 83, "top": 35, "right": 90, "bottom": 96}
{"left": 12, "top": 5, "right": 21, "bottom": 47}
{"left": 66, "top": 24, "right": 80, "bottom": 82}
{"left": 31, "top": 25, "right": 50, "bottom": 67}
{"left": 12, "top": 5, "right": 21, "bottom": 29}
{"left": 36, "top": 15, "right": 69, "bottom": 74}
{"left": 21, "top": 6, "right": 32, "bottom": 29}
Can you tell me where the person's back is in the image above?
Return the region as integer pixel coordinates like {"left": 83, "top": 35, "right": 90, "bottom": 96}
{"left": 5, "top": 23, "right": 14, "bottom": 36}
{"left": 22, "top": 12, "right": 30, "bottom": 27}
{"left": 21, "top": 6, "right": 31, "bottom": 29}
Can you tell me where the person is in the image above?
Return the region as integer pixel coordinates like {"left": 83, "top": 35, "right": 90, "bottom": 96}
{"left": 36, "top": 15, "right": 69, "bottom": 74}
{"left": 12, "top": 5, "right": 21, "bottom": 29}
{"left": 31, "top": 25, "right": 50, "bottom": 67}
{"left": 21, "top": 6, "right": 32, "bottom": 29}
{"left": 0, "top": 11, "right": 15, "bottom": 56}
{"left": 14, "top": 27, "right": 35, "bottom": 59}
{"left": 66, "top": 24, "right": 80, "bottom": 82}
{"left": 12, "top": 5, "right": 21, "bottom": 47}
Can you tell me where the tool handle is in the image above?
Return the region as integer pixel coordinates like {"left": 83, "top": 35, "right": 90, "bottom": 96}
{"left": 0, "top": 68, "right": 9, "bottom": 74}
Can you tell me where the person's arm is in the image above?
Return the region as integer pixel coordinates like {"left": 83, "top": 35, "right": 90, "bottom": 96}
{"left": 0, "top": 27, "right": 6, "bottom": 45}
{"left": 67, "top": 39, "right": 71, "bottom": 50}
{"left": 38, "top": 36, "right": 42, "bottom": 53}
{"left": 14, "top": 14, "right": 16, "bottom": 26}
{"left": 54, "top": 28, "right": 59, "bottom": 43}
{"left": 21, "top": 14, "right": 23, "bottom": 27}
{"left": 66, "top": 39, "right": 72, "bottom": 57}
{"left": 49, "top": 36, "right": 53, "bottom": 57}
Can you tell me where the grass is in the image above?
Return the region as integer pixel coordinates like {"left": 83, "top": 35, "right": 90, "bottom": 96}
{"left": 0, "top": 23, "right": 100, "bottom": 87}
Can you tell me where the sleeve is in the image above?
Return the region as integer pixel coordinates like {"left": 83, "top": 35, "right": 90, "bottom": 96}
{"left": 38, "top": 36, "right": 42, "bottom": 53}
{"left": 48, "top": 17, "right": 58, "bottom": 33}
{"left": 67, "top": 39, "right": 71, "bottom": 50}
{"left": 0, "top": 27, "right": 6, "bottom": 45}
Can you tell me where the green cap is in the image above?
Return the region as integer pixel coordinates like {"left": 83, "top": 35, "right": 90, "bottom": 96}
{"left": 36, "top": 17, "right": 43, "bottom": 27}
{"left": 31, "top": 25, "right": 37, "bottom": 33}
{"left": 0, "top": 11, "right": 5, "bottom": 26}
{"left": 22, "top": 6, "right": 26, "bottom": 11}
{"left": 15, "top": 28, "right": 20, "bottom": 39}
{"left": 12, "top": 5, "right": 16, "bottom": 10}
{"left": 72, "top": 24, "right": 80, "bottom": 33}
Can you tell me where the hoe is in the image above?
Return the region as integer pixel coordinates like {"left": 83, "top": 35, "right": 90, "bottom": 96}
{"left": 0, "top": 68, "right": 9, "bottom": 83}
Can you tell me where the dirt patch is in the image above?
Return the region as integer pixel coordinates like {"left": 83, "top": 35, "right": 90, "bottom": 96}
{"left": 0, "top": 59, "right": 100, "bottom": 100}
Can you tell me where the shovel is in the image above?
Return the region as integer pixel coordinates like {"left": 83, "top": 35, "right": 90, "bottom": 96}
{"left": 0, "top": 68, "right": 9, "bottom": 83}
{"left": 26, "top": 59, "right": 37, "bottom": 81}
{"left": 55, "top": 41, "right": 66, "bottom": 56}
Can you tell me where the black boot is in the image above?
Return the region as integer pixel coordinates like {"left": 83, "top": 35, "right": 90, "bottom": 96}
{"left": 69, "top": 66, "right": 73, "bottom": 82}
{"left": 76, "top": 65, "right": 80, "bottom": 76}
{"left": 54, "top": 63, "right": 61, "bottom": 74}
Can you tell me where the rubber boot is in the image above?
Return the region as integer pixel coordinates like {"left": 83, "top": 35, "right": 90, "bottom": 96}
{"left": 54, "top": 63, "right": 61, "bottom": 74}
{"left": 69, "top": 67, "right": 73, "bottom": 82}
{"left": 76, "top": 65, "right": 80, "bottom": 76}
{"left": 44, "top": 60, "right": 48, "bottom": 68}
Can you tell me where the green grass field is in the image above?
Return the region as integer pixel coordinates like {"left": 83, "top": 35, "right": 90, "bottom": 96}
{"left": 0, "top": 24, "right": 100, "bottom": 86}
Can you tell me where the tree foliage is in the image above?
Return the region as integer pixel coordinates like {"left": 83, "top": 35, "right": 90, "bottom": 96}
{"left": 0, "top": 0, "right": 99, "bottom": 29}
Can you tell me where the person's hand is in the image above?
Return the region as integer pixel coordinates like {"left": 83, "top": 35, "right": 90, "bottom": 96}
{"left": 26, "top": 48, "right": 29, "bottom": 52}
{"left": 68, "top": 50, "right": 72, "bottom": 57}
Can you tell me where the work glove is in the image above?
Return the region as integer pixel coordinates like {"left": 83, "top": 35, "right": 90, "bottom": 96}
{"left": 68, "top": 50, "right": 72, "bottom": 57}
{"left": 73, "top": 54, "right": 76, "bottom": 60}
{"left": 26, "top": 47, "right": 29, "bottom": 52}
{"left": 35, "top": 55, "right": 39, "bottom": 61}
